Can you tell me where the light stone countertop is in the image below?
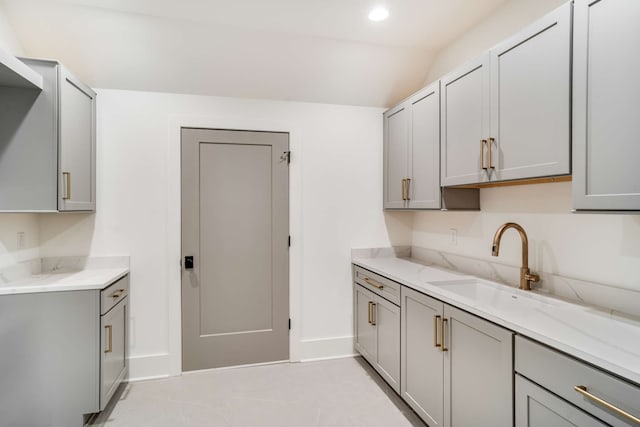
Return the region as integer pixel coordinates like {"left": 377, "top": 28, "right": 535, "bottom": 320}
{"left": 0, "top": 256, "right": 130, "bottom": 295}
{"left": 352, "top": 256, "right": 640, "bottom": 387}
{"left": 0, "top": 267, "right": 129, "bottom": 295}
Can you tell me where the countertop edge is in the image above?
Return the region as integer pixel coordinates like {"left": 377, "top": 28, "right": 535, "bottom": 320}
{"left": 352, "top": 258, "right": 640, "bottom": 387}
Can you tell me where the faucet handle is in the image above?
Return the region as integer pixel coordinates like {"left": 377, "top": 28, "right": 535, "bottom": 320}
{"left": 525, "top": 272, "right": 540, "bottom": 283}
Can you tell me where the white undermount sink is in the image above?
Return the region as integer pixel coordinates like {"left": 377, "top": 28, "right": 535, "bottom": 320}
{"left": 428, "top": 278, "right": 559, "bottom": 310}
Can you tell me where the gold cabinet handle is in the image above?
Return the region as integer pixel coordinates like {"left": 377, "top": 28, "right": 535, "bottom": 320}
{"left": 104, "top": 325, "right": 113, "bottom": 353}
{"left": 401, "top": 179, "right": 407, "bottom": 201}
{"left": 434, "top": 315, "right": 441, "bottom": 348}
{"left": 62, "top": 172, "right": 71, "bottom": 200}
{"left": 370, "top": 302, "right": 377, "bottom": 326}
{"left": 480, "top": 140, "right": 487, "bottom": 170}
{"left": 441, "top": 318, "right": 448, "bottom": 352}
{"left": 111, "top": 289, "right": 126, "bottom": 299}
{"left": 405, "top": 178, "right": 411, "bottom": 201}
{"left": 574, "top": 385, "right": 640, "bottom": 425}
{"left": 364, "top": 277, "right": 384, "bottom": 290}
{"left": 488, "top": 137, "right": 495, "bottom": 169}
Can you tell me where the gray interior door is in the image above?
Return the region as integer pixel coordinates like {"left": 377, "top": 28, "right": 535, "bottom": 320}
{"left": 181, "top": 128, "right": 289, "bottom": 371}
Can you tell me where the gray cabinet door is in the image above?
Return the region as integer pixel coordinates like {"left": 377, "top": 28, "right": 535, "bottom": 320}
{"left": 441, "top": 54, "right": 491, "bottom": 186}
{"left": 58, "top": 65, "right": 96, "bottom": 211}
{"left": 100, "top": 297, "right": 128, "bottom": 411}
{"left": 515, "top": 375, "right": 608, "bottom": 427}
{"left": 573, "top": 0, "right": 640, "bottom": 210}
{"left": 384, "top": 104, "right": 409, "bottom": 209}
{"left": 444, "top": 304, "right": 513, "bottom": 427}
{"left": 401, "top": 287, "right": 444, "bottom": 426}
{"left": 490, "top": 2, "right": 571, "bottom": 182}
{"left": 374, "top": 295, "right": 400, "bottom": 393}
{"left": 354, "top": 284, "right": 377, "bottom": 364}
{"left": 408, "top": 82, "right": 441, "bottom": 209}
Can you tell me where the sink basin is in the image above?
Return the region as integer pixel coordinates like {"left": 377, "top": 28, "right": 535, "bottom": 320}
{"left": 428, "top": 278, "right": 558, "bottom": 310}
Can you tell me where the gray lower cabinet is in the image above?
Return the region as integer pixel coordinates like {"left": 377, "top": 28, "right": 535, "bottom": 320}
{"left": 400, "top": 286, "right": 514, "bottom": 427}
{"left": 0, "top": 274, "right": 128, "bottom": 427}
{"left": 572, "top": 0, "right": 640, "bottom": 211}
{"left": 354, "top": 284, "right": 400, "bottom": 393}
{"left": 441, "top": 2, "right": 571, "bottom": 186}
{"left": 516, "top": 374, "right": 608, "bottom": 427}
{"left": 0, "top": 58, "right": 96, "bottom": 212}
{"left": 100, "top": 290, "right": 128, "bottom": 411}
{"left": 516, "top": 336, "right": 640, "bottom": 427}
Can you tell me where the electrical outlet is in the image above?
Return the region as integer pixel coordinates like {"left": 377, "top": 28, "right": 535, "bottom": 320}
{"left": 17, "top": 232, "right": 25, "bottom": 250}
{"left": 449, "top": 228, "right": 457, "bottom": 245}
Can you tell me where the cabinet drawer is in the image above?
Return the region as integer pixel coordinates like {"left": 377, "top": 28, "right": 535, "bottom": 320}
{"left": 353, "top": 266, "right": 400, "bottom": 305}
{"left": 101, "top": 274, "right": 129, "bottom": 315}
{"left": 516, "top": 336, "right": 640, "bottom": 426}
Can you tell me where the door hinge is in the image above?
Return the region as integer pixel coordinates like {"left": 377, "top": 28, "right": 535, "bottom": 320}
{"left": 288, "top": 235, "right": 291, "bottom": 247}
{"left": 280, "top": 151, "right": 291, "bottom": 164}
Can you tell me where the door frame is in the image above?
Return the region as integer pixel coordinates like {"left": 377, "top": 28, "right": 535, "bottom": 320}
{"left": 166, "top": 115, "right": 303, "bottom": 376}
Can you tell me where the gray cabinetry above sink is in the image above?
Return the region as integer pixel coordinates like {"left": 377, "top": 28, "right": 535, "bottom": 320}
{"left": 0, "top": 58, "right": 96, "bottom": 212}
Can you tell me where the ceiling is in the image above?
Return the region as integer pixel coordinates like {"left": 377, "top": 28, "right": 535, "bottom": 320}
{"left": 2, "top": 0, "right": 509, "bottom": 106}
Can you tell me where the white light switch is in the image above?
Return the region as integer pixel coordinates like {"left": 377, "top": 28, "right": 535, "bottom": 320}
{"left": 17, "top": 232, "right": 25, "bottom": 249}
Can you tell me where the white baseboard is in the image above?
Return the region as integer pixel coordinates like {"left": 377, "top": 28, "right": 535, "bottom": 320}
{"left": 128, "top": 353, "right": 171, "bottom": 382}
{"left": 300, "top": 335, "right": 356, "bottom": 362}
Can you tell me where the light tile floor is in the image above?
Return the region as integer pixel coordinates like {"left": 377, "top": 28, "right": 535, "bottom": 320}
{"left": 92, "top": 357, "right": 425, "bottom": 427}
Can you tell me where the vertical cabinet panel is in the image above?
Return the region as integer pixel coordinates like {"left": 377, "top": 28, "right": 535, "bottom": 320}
{"left": 444, "top": 304, "right": 513, "bottom": 427}
{"left": 354, "top": 285, "right": 377, "bottom": 362}
{"left": 100, "top": 298, "right": 128, "bottom": 410}
{"left": 374, "top": 296, "right": 400, "bottom": 393}
{"left": 59, "top": 66, "right": 96, "bottom": 211}
{"left": 441, "top": 54, "right": 491, "bottom": 186}
{"left": 408, "top": 83, "right": 441, "bottom": 209}
{"left": 573, "top": 0, "right": 640, "bottom": 210}
{"left": 401, "top": 287, "right": 444, "bottom": 426}
{"left": 384, "top": 105, "right": 409, "bottom": 208}
{"left": 490, "top": 2, "right": 571, "bottom": 182}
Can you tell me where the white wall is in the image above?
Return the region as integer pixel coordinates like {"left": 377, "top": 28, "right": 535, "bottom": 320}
{"left": 414, "top": 0, "right": 640, "bottom": 294}
{"left": 414, "top": 183, "right": 640, "bottom": 292}
{"left": 0, "top": 2, "right": 40, "bottom": 270}
{"left": 38, "top": 89, "right": 412, "bottom": 378}
{"left": 424, "top": 0, "right": 566, "bottom": 83}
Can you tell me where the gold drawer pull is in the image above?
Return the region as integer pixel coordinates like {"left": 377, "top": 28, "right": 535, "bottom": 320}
{"left": 480, "top": 140, "right": 487, "bottom": 170}
{"left": 104, "top": 325, "right": 113, "bottom": 353}
{"left": 401, "top": 179, "right": 407, "bottom": 201}
{"left": 441, "top": 318, "right": 448, "bottom": 352}
{"left": 405, "top": 178, "right": 411, "bottom": 201}
{"left": 111, "top": 289, "right": 126, "bottom": 299}
{"left": 574, "top": 385, "right": 640, "bottom": 425}
{"left": 434, "top": 315, "right": 441, "bottom": 348}
{"left": 364, "top": 277, "right": 384, "bottom": 290}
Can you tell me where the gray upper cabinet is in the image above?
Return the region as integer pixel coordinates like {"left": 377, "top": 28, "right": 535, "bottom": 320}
{"left": 441, "top": 54, "right": 491, "bottom": 187}
{"left": 441, "top": 2, "right": 571, "bottom": 186}
{"left": 490, "top": 2, "right": 571, "bottom": 182}
{"left": 0, "top": 58, "right": 96, "bottom": 212}
{"left": 384, "top": 81, "right": 441, "bottom": 209}
{"left": 572, "top": 0, "right": 640, "bottom": 211}
{"left": 383, "top": 104, "right": 409, "bottom": 209}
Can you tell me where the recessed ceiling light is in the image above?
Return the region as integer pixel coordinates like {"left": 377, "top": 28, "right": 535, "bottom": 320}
{"left": 368, "top": 7, "right": 389, "bottom": 22}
